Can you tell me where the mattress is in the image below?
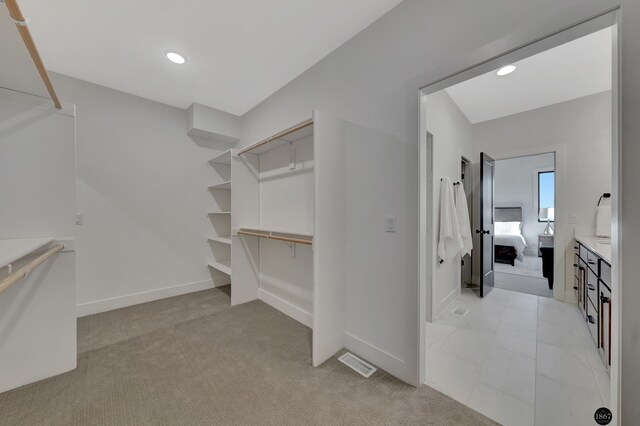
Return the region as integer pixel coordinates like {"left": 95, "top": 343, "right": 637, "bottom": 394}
{"left": 494, "top": 234, "right": 527, "bottom": 261}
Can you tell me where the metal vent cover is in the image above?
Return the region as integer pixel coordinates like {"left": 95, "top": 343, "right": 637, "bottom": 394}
{"left": 338, "top": 352, "right": 377, "bottom": 378}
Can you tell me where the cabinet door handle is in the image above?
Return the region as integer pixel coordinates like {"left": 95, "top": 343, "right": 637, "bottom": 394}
{"left": 574, "top": 246, "right": 579, "bottom": 250}
{"left": 588, "top": 285, "right": 596, "bottom": 291}
{"left": 601, "top": 295, "right": 610, "bottom": 304}
{"left": 573, "top": 264, "right": 578, "bottom": 267}
{"left": 588, "top": 315, "right": 596, "bottom": 324}
{"left": 573, "top": 286, "right": 578, "bottom": 290}
{"left": 588, "top": 260, "right": 596, "bottom": 265}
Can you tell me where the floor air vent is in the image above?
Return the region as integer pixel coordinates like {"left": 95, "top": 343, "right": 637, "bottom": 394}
{"left": 453, "top": 306, "right": 469, "bottom": 317}
{"left": 338, "top": 353, "right": 377, "bottom": 378}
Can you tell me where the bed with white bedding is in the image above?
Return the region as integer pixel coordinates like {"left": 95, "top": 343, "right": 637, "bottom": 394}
{"left": 494, "top": 207, "right": 528, "bottom": 266}
{"left": 494, "top": 234, "right": 527, "bottom": 262}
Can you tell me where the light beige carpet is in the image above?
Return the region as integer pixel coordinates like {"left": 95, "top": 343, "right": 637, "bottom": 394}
{"left": 0, "top": 287, "right": 497, "bottom": 425}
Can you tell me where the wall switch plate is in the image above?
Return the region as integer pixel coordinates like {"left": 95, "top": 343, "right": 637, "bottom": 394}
{"left": 569, "top": 214, "right": 578, "bottom": 224}
{"left": 288, "top": 242, "right": 296, "bottom": 258}
{"left": 386, "top": 216, "right": 396, "bottom": 233}
{"left": 75, "top": 214, "right": 83, "bottom": 225}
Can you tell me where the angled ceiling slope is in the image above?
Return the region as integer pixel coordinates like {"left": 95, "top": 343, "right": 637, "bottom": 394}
{"left": 445, "top": 27, "right": 612, "bottom": 124}
{"left": 19, "top": 0, "right": 404, "bottom": 115}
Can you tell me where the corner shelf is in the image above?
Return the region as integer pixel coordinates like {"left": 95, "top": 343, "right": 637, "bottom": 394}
{"left": 207, "top": 149, "right": 234, "bottom": 289}
{"left": 208, "top": 236, "right": 231, "bottom": 245}
{"left": 208, "top": 181, "right": 231, "bottom": 190}
{"left": 208, "top": 150, "right": 232, "bottom": 165}
{"left": 208, "top": 259, "right": 231, "bottom": 276}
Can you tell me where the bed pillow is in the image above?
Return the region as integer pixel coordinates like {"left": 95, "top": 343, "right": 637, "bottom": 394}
{"left": 495, "top": 221, "right": 522, "bottom": 236}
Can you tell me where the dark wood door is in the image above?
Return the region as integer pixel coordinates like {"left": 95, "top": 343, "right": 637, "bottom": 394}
{"left": 478, "top": 152, "right": 495, "bottom": 297}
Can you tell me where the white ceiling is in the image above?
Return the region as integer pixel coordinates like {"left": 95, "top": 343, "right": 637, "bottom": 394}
{"left": 445, "top": 27, "right": 612, "bottom": 124}
{"left": 19, "top": 0, "right": 404, "bottom": 115}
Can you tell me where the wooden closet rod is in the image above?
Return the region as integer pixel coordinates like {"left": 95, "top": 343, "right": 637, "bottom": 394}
{"left": 238, "top": 119, "right": 314, "bottom": 155}
{"left": 237, "top": 230, "right": 313, "bottom": 246}
{"left": 0, "top": 244, "right": 64, "bottom": 296}
{"left": 4, "top": 0, "right": 62, "bottom": 109}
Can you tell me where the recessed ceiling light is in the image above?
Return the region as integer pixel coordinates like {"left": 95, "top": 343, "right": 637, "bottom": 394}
{"left": 165, "top": 50, "right": 186, "bottom": 65}
{"left": 496, "top": 65, "right": 516, "bottom": 76}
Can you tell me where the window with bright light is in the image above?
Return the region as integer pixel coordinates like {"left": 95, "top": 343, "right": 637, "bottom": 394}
{"left": 538, "top": 171, "right": 555, "bottom": 222}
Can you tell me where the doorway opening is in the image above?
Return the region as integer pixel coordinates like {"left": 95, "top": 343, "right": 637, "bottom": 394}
{"left": 492, "top": 152, "right": 556, "bottom": 298}
{"left": 419, "top": 15, "right": 618, "bottom": 425}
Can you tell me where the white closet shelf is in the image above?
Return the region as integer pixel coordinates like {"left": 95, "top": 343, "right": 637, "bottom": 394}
{"left": 238, "top": 119, "right": 313, "bottom": 156}
{"left": 237, "top": 227, "right": 313, "bottom": 245}
{"left": 208, "top": 259, "right": 231, "bottom": 275}
{"left": 208, "top": 181, "right": 231, "bottom": 190}
{"left": 208, "top": 236, "right": 231, "bottom": 245}
{"left": 208, "top": 150, "right": 232, "bottom": 165}
{"left": 208, "top": 211, "right": 231, "bottom": 215}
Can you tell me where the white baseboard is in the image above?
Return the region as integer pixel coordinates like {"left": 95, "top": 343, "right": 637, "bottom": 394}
{"left": 76, "top": 278, "right": 216, "bottom": 317}
{"left": 434, "top": 286, "right": 461, "bottom": 320}
{"left": 258, "top": 289, "right": 313, "bottom": 328}
{"left": 344, "top": 332, "right": 413, "bottom": 384}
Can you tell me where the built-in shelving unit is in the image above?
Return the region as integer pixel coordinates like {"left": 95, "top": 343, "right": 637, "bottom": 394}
{"left": 209, "top": 150, "right": 232, "bottom": 165}
{"left": 207, "top": 149, "right": 234, "bottom": 288}
{"left": 208, "top": 236, "right": 232, "bottom": 245}
{"left": 207, "top": 259, "right": 231, "bottom": 276}
{"left": 217, "top": 111, "right": 347, "bottom": 368}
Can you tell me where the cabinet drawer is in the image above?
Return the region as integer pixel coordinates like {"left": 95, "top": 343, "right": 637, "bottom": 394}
{"left": 587, "top": 267, "right": 598, "bottom": 312}
{"left": 579, "top": 244, "right": 589, "bottom": 261}
{"left": 587, "top": 251, "right": 599, "bottom": 274}
{"left": 599, "top": 285, "right": 612, "bottom": 367}
{"left": 578, "top": 259, "right": 587, "bottom": 315}
{"left": 573, "top": 253, "right": 580, "bottom": 280}
{"left": 600, "top": 260, "right": 611, "bottom": 289}
{"left": 586, "top": 298, "right": 599, "bottom": 346}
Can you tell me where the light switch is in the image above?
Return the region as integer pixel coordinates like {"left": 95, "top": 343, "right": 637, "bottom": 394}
{"left": 75, "top": 214, "right": 83, "bottom": 225}
{"left": 569, "top": 214, "right": 578, "bottom": 224}
{"left": 386, "top": 216, "right": 396, "bottom": 233}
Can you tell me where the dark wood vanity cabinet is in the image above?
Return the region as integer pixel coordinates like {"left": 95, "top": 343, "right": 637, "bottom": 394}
{"left": 575, "top": 239, "right": 612, "bottom": 371}
{"left": 600, "top": 281, "right": 612, "bottom": 367}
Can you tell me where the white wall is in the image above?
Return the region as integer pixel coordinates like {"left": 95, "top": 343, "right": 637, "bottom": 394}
{"left": 473, "top": 91, "right": 611, "bottom": 298}
{"left": 0, "top": 89, "right": 77, "bottom": 391}
{"left": 258, "top": 136, "right": 315, "bottom": 322}
{"left": 50, "top": 73, "right": 225, "bottom": 316}
{"left": 495, "top": 153, "right": 555, "bottom": 255}
{"left": 426, "top": 91, "right": 473, "bottom": 318}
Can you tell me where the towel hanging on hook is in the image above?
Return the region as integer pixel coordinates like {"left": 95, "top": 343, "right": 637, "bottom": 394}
{"left": 440, "top": 178, "right": 461, "bottom": 186}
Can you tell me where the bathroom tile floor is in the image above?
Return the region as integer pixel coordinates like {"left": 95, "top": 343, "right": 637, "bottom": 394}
{"left": 425, "top": 287, "right": 609, "bottom": 426}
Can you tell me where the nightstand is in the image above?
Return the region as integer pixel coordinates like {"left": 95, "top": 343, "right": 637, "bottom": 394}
{"left": 538, "top": 234, "right": 554, "bottom": 256}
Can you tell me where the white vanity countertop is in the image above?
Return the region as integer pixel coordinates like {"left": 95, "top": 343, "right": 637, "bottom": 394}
{"left": 575, "top": 236, "right": 612, "bottom": 264}
{"left": 0, "top": 238, "right": 54, "bottom": 269}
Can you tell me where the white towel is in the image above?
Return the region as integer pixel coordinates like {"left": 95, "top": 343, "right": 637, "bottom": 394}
{"left": 596, "top": 205, "right": 611, "bottom": 238}
{"left": 438, "top": 177, "right": 463, "bottom": 264}
{"left": 456, "top": 184, "right": 473, "bottom": 258}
